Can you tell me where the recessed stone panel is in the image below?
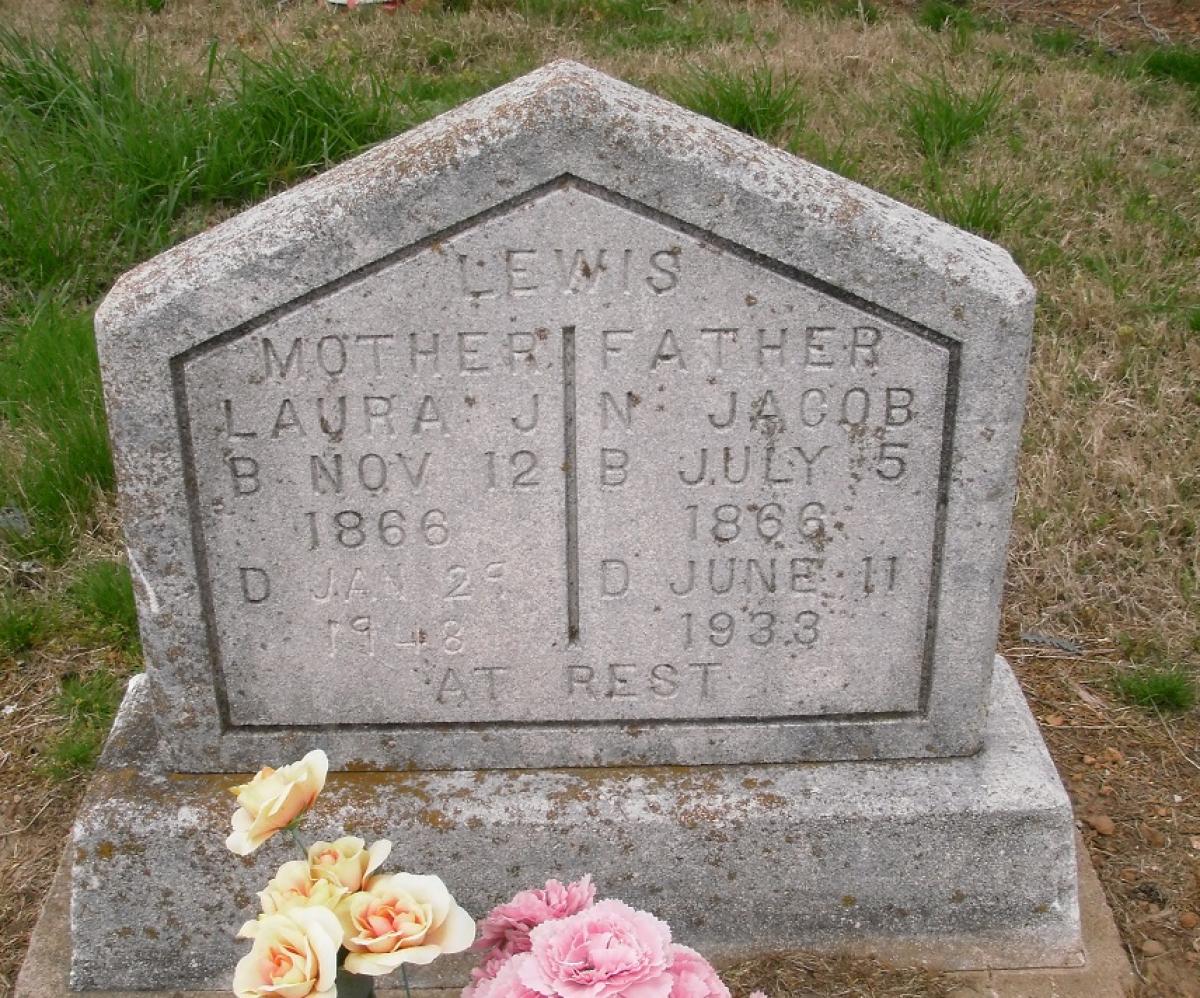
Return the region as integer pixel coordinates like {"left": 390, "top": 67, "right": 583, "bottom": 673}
{"left": 177, "top": 184, "right": 953, "bottom": 730}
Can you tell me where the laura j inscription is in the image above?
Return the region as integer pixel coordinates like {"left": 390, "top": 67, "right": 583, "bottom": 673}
{"left": 175, "top": 183, "right": 956, "bottom": 729}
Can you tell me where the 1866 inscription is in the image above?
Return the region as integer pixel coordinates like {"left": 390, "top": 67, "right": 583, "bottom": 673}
{"left": 178, "top": 184, "right": 954, "bottom": 728}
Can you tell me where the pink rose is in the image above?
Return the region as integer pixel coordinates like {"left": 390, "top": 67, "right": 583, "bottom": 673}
{"left": 665, "top": 945, "right": 730, "bottom": 998}
{"left": 518, "top": 899, "right": 673, "bottom": 998}
{"left": 477, "top": 876, "right": 596, "bottom": 958}
{"left": 465, "top": 954, "right": 543, "bottom": 998}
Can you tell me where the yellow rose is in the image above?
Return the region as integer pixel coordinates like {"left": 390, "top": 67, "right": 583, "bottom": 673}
{"left": 308, "top": 837, "right": 392, "bottom": 894}
{"left": 254, "top": 860, "right": 347, "bottom": 919}
{"left": 226, "top": 750, "right": 329, "bottom": 857}
{"left": 340, "top": 873, "right": 475, "bottom": 975}
{"left": 233, "top": 908, "right": 342, "bottom": 998}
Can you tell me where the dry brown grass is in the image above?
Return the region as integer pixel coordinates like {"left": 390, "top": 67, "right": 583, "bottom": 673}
{"left": 721, "top": 950, "right": 953, "bottom": 997}
{"left": 1010, "top": 645, "right": 1200, "bottom": 996}
{"left": 0, "top": 639, "right": 116, "bottom": 998}
{"left": 1, "top": 1, "right": 1198, "bottom": 996}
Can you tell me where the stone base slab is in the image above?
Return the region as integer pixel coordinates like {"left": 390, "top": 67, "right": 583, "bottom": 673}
{"left": 20, "top": 832, "right": 1130, "bottom": 998}
{"left": 66, "top": 658, "right": 1083, "bottom": 991}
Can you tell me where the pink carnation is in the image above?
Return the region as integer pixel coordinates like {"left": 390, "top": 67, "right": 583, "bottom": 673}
{"left": 518, "top": 899, "right": 674, "bottom": 998}
{"left": 477, "top": 876, "right": 596, "bottom": 958}
{"left": 665, "top": 945, "right": 730, "bottom": 998}
{"left": 466, "top": 954, "right": 544, "bottom": 998}
{"left": 466, "top": 948, "right": 512, "bottom": 994}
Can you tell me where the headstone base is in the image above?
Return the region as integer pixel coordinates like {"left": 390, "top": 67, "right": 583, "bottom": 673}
{"left": 24, "top": 834, "right": 1130, "bottom": 998}
{"left": 69, "top": 657, "right": 1081, "bottom": 991}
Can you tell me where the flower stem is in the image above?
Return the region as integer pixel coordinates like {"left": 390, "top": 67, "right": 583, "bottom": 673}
{"left": 287, "top": 824, "right": 309, "bottom": 858}
{"left": 401, "top": 965, "right": 412, "bottom": 998}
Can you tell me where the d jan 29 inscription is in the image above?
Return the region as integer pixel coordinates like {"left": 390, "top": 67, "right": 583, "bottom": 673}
{"left": 175, "top": 181, "right": 957, "bottom": 729}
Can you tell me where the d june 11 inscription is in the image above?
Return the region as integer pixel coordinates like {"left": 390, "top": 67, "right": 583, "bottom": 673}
{"left": 176, "top": 183, "right": 955, "bottom": 730}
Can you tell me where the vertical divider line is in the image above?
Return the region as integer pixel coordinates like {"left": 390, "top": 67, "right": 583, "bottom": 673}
{"left": 562, "top": 325, "right": 581, "bottom": 647}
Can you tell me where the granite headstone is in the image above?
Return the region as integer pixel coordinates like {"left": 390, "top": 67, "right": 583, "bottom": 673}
{"left": 98, "top": 63, "right": 1029, "bottom": 773}
{"left": 67, "top": 62, "right": 1080, "bottom": 991}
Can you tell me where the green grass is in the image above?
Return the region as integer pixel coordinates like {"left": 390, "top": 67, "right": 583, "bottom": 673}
{"left": 903, "top": 73, "right": 1004, "bottom": 161}
{"left": 782, "top": 0, "right": 880, "bottom": 22}
{"left": 0, "top": 303, "right": 113, "bottom": 562}
{"left": 585, "top": 1, "right": 741, "bottom": 51}
{"left": 1114, "top": 666, "right": 1197, "bottom": 713}
{"left": 67, "top": 561, "right": 140, "bottom": 654}
{"left": 672, "top": 64, "right": 805, "bottom": 142}
{"left": 393, "top": 68, "right": 509, "bottom": 119}
{"left": 916, "top": 0, "right": 978, "bottom": 34}
{"left": 1081, "top": 44, "right": 1200, "bottom": 102}
{"left": 789, "top": 130, "right": 863, "bottom": 180}
{"left": 930, "top": 176, "right": 1031, "bottom": 239}
{"left": 42, "top": 670, "right": 125, "bottom": 777}
{"left": 0, "top": 31, "right": 403, "bottom": 302}
{"left": 1141, "top": 46, "right": 1200, "bottom": 93}
{"left": 1032, "top": 27, "right": 1082, "bottom": 56}
{"left": 0, "top": 593, "right": 51, "bottom": 656}
{"left": 464, "top": 0, "right": 730, "bottom": 46}
{"left": 0, "top": 31, "right": 417, "bottom": 570}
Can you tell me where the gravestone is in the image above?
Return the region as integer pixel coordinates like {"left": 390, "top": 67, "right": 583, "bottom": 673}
{"left": 67, "top": 62, "right": 1081, "bottom": 991}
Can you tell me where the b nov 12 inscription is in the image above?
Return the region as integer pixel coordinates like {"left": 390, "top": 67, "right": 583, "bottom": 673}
{"left": 176, "top": 182, "right": 955, "bottom": 729}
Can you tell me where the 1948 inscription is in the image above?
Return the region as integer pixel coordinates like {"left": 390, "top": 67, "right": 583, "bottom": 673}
{"left": 178, "top": 184, "right": 953, "bottom": 728}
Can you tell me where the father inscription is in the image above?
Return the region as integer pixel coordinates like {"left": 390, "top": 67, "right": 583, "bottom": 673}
{"left": 178, "top": 184, "right": 953, "bottom": 729}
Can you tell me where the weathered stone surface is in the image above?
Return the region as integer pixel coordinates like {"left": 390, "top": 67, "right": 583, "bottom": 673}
{"left": 71, "top": 658, "right": 1080, "bottom": 990}
{"left": 95, "top": 61, "right": 1033, "bottom": 772}
{"left": 27, "top": 835, "right": 1132, "bottom": 998}
{"left": 0, "top": 505, "right": 30, "bottom": 536}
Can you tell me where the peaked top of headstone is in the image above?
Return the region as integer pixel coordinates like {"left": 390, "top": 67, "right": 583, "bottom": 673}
{"left": 97, "top": 59, "right": 1032, "bottom": 348}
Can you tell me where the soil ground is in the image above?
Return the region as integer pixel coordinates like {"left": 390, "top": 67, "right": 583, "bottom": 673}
{"left": 969, "top": 0, "right": 1200, "bottom": 45}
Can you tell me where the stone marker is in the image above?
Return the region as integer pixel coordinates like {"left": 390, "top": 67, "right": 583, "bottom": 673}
{"left": 97, "top": 65, "right": 1029, "bottom": 774}
{"left": 65, "top": 61, "right": 1081, "bottom": 991}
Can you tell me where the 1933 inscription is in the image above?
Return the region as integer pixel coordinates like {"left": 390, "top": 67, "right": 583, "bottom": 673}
{"left": 178, "top": 184, "right": 954, "bottom": 729}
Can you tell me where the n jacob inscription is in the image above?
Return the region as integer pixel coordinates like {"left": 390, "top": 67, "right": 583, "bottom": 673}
{"left": 177, "top": 182, "right": 955, "bottom": 730}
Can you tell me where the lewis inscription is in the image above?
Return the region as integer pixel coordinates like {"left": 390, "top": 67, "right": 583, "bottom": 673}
{"left": 175, "top": 181, "right": 956, "bottom": 729}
